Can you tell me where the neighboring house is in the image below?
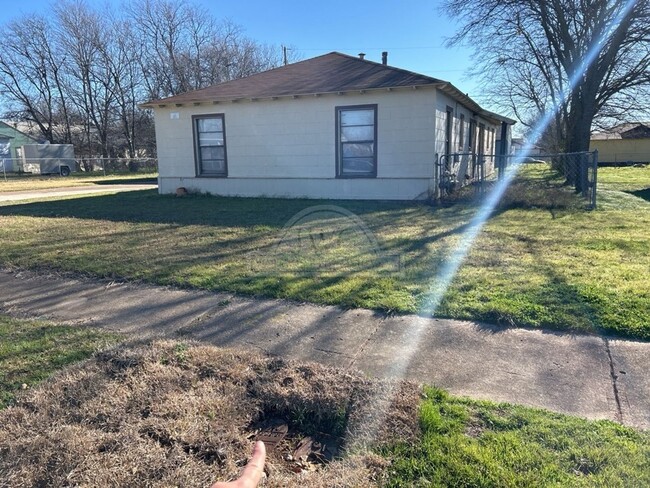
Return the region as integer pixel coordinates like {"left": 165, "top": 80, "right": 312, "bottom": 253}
{"left": 509, "top": 137, "right": 544, "bottom": 157}
{"left": 142, "top": 52, "right": 515, "bottom": 200}
{"left": 0, "top": 121, "right": 43, "bottom": 172}
{"left": 590, "top": 122, "right": 650, "bottom": 165}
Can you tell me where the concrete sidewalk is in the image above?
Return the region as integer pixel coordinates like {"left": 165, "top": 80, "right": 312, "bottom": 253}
{"left": 0, "top": 268, "right": 647, "bottom": 430}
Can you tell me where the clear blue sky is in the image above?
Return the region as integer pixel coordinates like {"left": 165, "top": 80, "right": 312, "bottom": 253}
{"left": 0, "top": 0, "right": 493, "bottom": 108}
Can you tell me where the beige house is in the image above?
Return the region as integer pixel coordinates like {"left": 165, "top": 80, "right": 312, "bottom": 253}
{"left": 590, "top": 122, "right": 650, "bottom": 165}
{"left": 142, "top": 52, "right": 514, "bottom": 200}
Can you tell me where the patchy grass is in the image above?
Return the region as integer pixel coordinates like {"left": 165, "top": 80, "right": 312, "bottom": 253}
{"left": 0, "top": 314, "right": 119, "bottom": 408}
{"left": 0, "top": 166, "right": 648, "bottom": 339}
{"left": 0, "top": 339, "right": 417, "bottom": 487}
{"left": 384, "top": 386, "right": 650, "bottom": 487}
{"left": 1, "top": 339, "right": 647, "bottom": 487}
{"left": 598, "top": 164, "right": 650, "bottom": 191}
{"left": 597, "top": 165, "right": 650, "bottom": 208}
{"left": 0, "top": 172, "right": 157, "bottom": 192}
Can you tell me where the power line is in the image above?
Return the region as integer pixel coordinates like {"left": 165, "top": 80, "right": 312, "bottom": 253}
{"left": 296, "top": 46, "right": 448, "bottom": 51}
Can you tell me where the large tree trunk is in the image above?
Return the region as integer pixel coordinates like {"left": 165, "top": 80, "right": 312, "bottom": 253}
{"left": 566, "top": 98, "right": 596, "bottom": 192}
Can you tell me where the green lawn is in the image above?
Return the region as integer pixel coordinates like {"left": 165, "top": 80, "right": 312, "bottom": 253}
{"left": 0, "top": 172, "right": 157, "bottom": 192}
{"left": 0, "top": 166, "right": 648, "bottom": 339}
{"left": 0, "top": 315, "right": 119, "bottom": 408}
{"left": 384, "top": 387, "right": 650, "bottom": 487}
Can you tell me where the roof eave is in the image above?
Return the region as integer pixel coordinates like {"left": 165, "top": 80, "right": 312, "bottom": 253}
{"left": 139, "top": 83, "right": 440, "bottom": 108}
{"left": 437, "top": 83, "right": 516, "bottom": 125}
{"left": 141, "top": 80, "right": 516, "bottom": 127}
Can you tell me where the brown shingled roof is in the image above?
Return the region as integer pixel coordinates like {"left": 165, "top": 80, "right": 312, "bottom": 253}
{"left": 591, "top": 122, "right": 650, "bottom": 140}
{"left": 142, "top": 52, "right": 444, "bottom": 106}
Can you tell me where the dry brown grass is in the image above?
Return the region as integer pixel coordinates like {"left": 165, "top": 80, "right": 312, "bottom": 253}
{"left": 0, "top": 340, "right": 420, "bottom": 487}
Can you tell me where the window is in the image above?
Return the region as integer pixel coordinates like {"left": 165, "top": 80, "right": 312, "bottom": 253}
{"left": 336, "top": 105, "right": 377, "bottom": 177}
{"left": 469, "top": 119, "right": 476, "bottom": 153}
{"left": 459, "top": 114, "right": 465, "bottom": 150}
{"left": 193, "top": 114, "right": 227, "bottom": 176}
{"left": 445, "top": 107, "right": 453, "bottom": 159}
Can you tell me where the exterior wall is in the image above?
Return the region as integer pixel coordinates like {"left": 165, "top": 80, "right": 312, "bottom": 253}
{"left": 0, "top": 123, "right": 41, "bottom": 172}
{"left": 154, "top": 88, "right": 438, "bottom": 200}
{"left": 433, "top": 92, "right": 501, "bottom": 185}
{"left": 159, "top": 176, "right": 431, "bottom": 200}
{"left": 589, "top": 138, "right": 650, "bottom": 164}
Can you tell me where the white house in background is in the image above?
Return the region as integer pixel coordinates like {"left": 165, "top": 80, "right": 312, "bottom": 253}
{"left": 142, "top": 52, "right": 515, "bottom": 200}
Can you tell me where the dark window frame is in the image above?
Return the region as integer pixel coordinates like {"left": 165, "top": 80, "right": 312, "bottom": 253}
{"left": 445, "top": 106, "right": 453, "bottom": 159}
{"left": 193, "top": 113, "right": 228, "bottom": 177}
{"left": 335, "top": 104, "right": 378, "bottom": 178}
{"left": 459, "top": 113, "right": 465, "bottom": 150}
{"left": 478, "top": 123, "right": 486, "bottom": 155}
{"left": 469, "top": 119, "right": 477, "bottom": 153}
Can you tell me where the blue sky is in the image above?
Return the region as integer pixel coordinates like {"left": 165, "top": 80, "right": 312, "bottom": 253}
{"left": 0, "top": 0, "right": 490, "bottom": 107}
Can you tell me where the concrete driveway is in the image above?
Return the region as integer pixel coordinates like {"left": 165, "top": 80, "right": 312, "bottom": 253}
{"left": 0, "top": 184, "right": 157, "bottom": 202}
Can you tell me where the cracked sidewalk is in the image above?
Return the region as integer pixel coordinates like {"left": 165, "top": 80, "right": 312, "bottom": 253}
{"left": 0, "top": 267, "right": 648, "bottom": 430}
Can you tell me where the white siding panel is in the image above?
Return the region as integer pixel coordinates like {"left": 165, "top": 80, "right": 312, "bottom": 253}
{"left": 153, "top": 88, "right": 438, "bottom": 199}
{"left": 434, "top": 91, "right": 501, "bottom": 183}
{"left": 160, "top": 176, "right": 431, "bottom": 200}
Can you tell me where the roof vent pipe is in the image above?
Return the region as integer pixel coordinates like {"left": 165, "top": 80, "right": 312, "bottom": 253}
{"left": 382, "top": 51, "right": 388, "bottom": 65}
{"left": 358, "top": 52, "right": 366, "bottom": 60}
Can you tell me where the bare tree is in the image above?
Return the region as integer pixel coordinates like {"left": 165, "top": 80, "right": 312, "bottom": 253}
{"left": 128, "top": 0, "right": 284, "bottom": 99}
{"left": 444, "top": 0, "right": 650, "bottom": 165}
{"left": 54, "top": 1, "right": 118, "bottom": 157}
{"left": 0, "top": 15, "right": 72, "bottom": 143}
{"left": 0, "top": 0, "right": 288, "bottom": 160}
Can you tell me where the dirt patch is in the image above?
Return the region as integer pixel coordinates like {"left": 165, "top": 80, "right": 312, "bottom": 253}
{"left": 0, "top": 340, "right": 419, "bottom": 487}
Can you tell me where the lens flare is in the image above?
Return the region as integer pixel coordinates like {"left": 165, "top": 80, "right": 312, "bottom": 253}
{"left": 350, "top": 0, "right": 639, "bottom": 447}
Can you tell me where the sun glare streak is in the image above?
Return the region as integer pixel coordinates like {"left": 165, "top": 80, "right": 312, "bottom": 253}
{"left": 350, "top": 0, "right": 639, "bottom": 447}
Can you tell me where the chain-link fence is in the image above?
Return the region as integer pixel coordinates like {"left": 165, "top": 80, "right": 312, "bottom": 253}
{"left": 500, "top": 151, "right": 598, "bottom": 209}
{"left": 435, "top": 152, "right": 497, "bottom": 200}
{"left": 16, "top": 157, "right": 157, "bottom": 176}
{"left": 74, "top": 157, "right": 158, "bottom": 174}
{"left": 435, "top": 150, "right": 598, "bottom": 209}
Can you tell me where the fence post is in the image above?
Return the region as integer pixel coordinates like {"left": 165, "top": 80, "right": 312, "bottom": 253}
{"left": 592, "top": 150, "right": 598, "bottom": 209}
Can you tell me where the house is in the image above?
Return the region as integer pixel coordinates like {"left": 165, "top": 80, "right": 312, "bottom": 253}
{"left": 142, "top": 52, "right": 515, "bottom": 200}
{"left": 509, "top": 137, "right": 544, "bottom": 157}
{"left": 0, "top": 121, "right": 43, "bottom": 172}
{"left": 590, "top": 122, "right": 650, "bottom": 166}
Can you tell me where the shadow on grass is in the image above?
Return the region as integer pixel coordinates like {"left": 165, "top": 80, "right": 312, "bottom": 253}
{"left": 92, "top": 177, "right": 157, "bottom": 185}
{"left": 2, "top": 185, "right": 620, "bottom": 340}
{"left": 0, "top": 190, "right": 429, "bottom": 227}
{"left": 626, "top": 188, "right": 650, "bottom": 202}
{"left": 0, "top": 190, "right": 495, "bottom": 321}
